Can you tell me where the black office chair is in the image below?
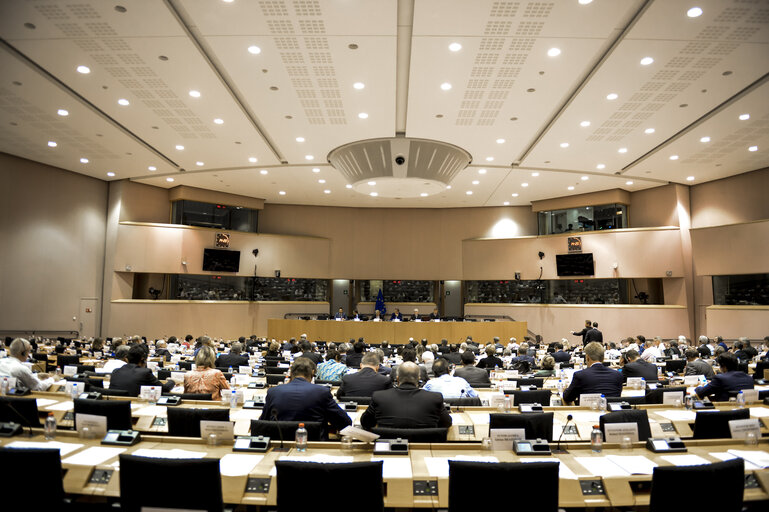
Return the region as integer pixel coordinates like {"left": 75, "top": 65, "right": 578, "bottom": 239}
{"left": 263, "top": 358, "right": 285, "bottom": 367}
{"left": 665, "top": 359, "right": 687, "bottom": 374}
{"left": 250, "top": 420, "right": 322, "bottom": 441}
{"left": 314, "top": 379, "right": 341, "bottom": 386}
{"left": 649, "top": 458, "right": 744, "bottom": 512}
{"left": 449, "top": 460, "right": 558, "bottom": 512}
{"left": 76, "top": 364, "right": 95, "bottom": 373}
{"left": 0, "top": 447, "right": 65, "bottom": 507}
{"left": 56, "top": 354, "right": 80, "bottom": 368}
{"left": 118, "top": 454, "right": 223, "bottom": 512}
{"left": 504, "top": 389, "right": 552, "bottom": 405}
{"left": 339, "top": 396, "right": 372, "bottom": 405}
{"left": 692, "top": 409, "right": 750, "bottom": 439}
{"left": 599, "top": 410, "right": 652, "bottom": 441}
{"left": 508, "top": 377, "right": 544, "bottom": 387}
{"left": 370, "top": 426, "right": 448, "bottom": 442}
{"left": 73, "top": 398, "right": 132, "bottom": 430}
{"left": 275, "top": 460, "right": 383, "bottom": 512}
{"left": 264, "top": 366, "right": 288, "bottom": 375}
{"left": 157, "top": 369, "right": 171, "bottom": 380}
{"left": 606, "top": 395, "right": 646, "bottom": 405}
{"left": 176, "top": 392, "right": 213, "bottom": 400}
{"left": 443, "top": 397, "right": 482, "bottom": 407}
{"left": 0, "top": 396, "right": 42, "bottom": 427}
{"left": 166, "top": 407, "right": 230, "bottom": 437}
{"left": 644, "top": 386, "right": 687, "bottom": 405}
{"left": 177, "top": 361, "right": 193, "bottom": 370}
{"left": 266, "top": 374, "right": 287, "bottom": 385}
{"left": 99, "top": 387, "right": 129, "bottom": 397}
{"left": 489, "top": 412, "right": 554, "bottom": 441}
{"left": 753, "top": 361, "right": 769, "bottom": 381}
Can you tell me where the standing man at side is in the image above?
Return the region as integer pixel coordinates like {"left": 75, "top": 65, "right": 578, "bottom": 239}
{"left": 571, "top": 320, "right": 592, "bottom": 346}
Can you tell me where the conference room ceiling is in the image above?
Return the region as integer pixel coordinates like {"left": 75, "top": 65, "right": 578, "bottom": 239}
{"left": 0, "top": 0, "right": 767, "bottom": 208}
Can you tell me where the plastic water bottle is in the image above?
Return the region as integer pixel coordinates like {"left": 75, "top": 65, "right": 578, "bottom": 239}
{"left": 0, "top": 377, "right": 8, "bottom": 396}
{"left": 70, "top": 382, "right": 80, "bottom": 400}
{"left": 599, "top": 394, "right": 607, "bottom": 413}
{"left": 229, "top": 389, "right": 238, "bottom": 408}
{"left": 295, "top": 423, "right": 308, "bottom": 452}
{"left": 556, "top": 379, "right": 564, "bottom": 395}
{"left": 639, "top": 377, "right": 646, "bottom": 390}
{"left": 44, "top": 413, "right": 57, "bottom": 440}
{"left": 228, "top": 366, "right": 233, "bottom": 374}
{"left": 736, "top": 390, "right": 745, "bottom": 409}
{"left": 591, "top": 425, "right": 603, "bottom": 453}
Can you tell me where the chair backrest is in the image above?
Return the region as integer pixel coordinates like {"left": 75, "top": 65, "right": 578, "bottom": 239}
{"left": 56, "top": 354, "right": 80, "bottom": 367}
{"left": 340, "top": 396, "right": 372, "bottom": 405}
{"left": 314, "top": 378, "right": 342, "bottom": 386}
{"left": 692, "top": 409, "right": 750, "bottom": 439}
{"left": 99, "top": 387, "right": 130, "bottom": 397}
{"left": 267, "top": 374, "right": 287, "bottom": 385}
{"left": 178, "top": 361, "right": 193, "bottom": 370}
{"left": 644, "top": 386, "right": 688, "bottom": 405}
{"left": 509, "top": 377, "right": 544, "bottom": 387}
{"left": 76, "top": 364, "right": 95, "bottom": 373}
{"left": 178, "top": 393, "right": 214, "bottom": 400}
{"left": 157, "top": 369, "right": 171, "bottom": 380}
{"left": 443, "top": 397, "right": 482, "bottom": 407}
{"left": 649, "top": 458, "right": 744, "bottom": 512}
{"left": 249, "top": 420, "right": 322, "bottom": 441}
{"left": 73, "top": 398, "right": 132, "bottom": 431}
{"left": 489, "top": 412, "right": 554, "bottom": 441}
{"left": 753, "top": 361, "right": 769, "bottom": 380}
{"left": 0, "top": 447, "right": 64, "bottom": 506}
{"left": 505, "top": 389, "right": 552, "bottom": 405}
{"left": 118, "top": 454, "right": 223, "bottom": 512}
{"left": 449, "top": 460, "right": 558, "bottom": 512}
{"left": 275, "top": 460, "right": 383, "bottom": 512}
{"left": 0, "top": 396, "right": 42, "bottom": 427}
{"left": 606, "top": 395, "right": 646, "bottom": 405}
{"left": 166, "top": 407, "right": 230, "bottom": 437}
{"left": 665, "top": 359, "right": 687, "bottom": 374}
{"left": 599, "top": 409, "right": 652, "bottom": 441}
{"left": 370, "top": 426, "right": 449, "bottom": 442}
{"left": 265, "top": 366, "right": 289, "bottom": 375}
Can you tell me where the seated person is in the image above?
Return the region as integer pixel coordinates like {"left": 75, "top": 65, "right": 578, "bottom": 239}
{"left": 510, "top": 343, "right": 536, "bottom": 371}
{"left": 264, "top": 340, "right": 281, "bottom": 358}
{"left": 215, "top": 341, "right": 249, "bottom": 369}
{"left": 361, "top": 362, "right": 452, "bottom": 429}
{"left": 534, "top": 355, "right": 556, "bottom": 377}
{"left": 454, "top": 351, "right": 491, "bottom": 387}
{"left": 315, "top": 349, "right": 350, "bottom": 383}
{"left": 410, "top": 308, "right": 421, "bottom": 321}
{"left": 476, "top": 344, "right": 504, "bottom": 369}
{"left": 345, "top": 340, "right": 366, "bottom": 368}
{"left": 0, "top": 338, "right": 55, "bottom": 391}
{"left": 563, "top": 342, "right": 623, "bottom": 404}
{"left": 334, "top": 307, "right": 346, "bottom": 320}
{"left": 297, "top": 339, "right": 323, "bottom": 365}
{"left": 184, "top": 345, "right": 230, "bottom": 400}
{"left": 429, "top": 307, "right": 440, "bottom": 320}
{"left": 423, "top": 358, "right": 477, "bottom": 399}
{"left": 684, "top": 348, "right": 715, "bottom": 379}
{"left": 154, "top": 340, "right": 172, "bottom": 361}
{"left": 102, "top": 345, "right": 130, "bottom": 373}
{"left": 259, "top": 357, "right": 351, "bottom": 439}
{"left": 110, "top": 344, "right": 175, "bottom": 396}
{"left": 694, "top": 352, "right": 754, "bottom": 402}
{"left": 390, "top": 348, "right": 428, "bottom": 385}
{"left": 337, "top": 352, "right": 392, "bottom": 398}
{"left": 372, "top": 309, "right": 383, "bottom": 322}
{"left": 552, "top": 341, "right": 571, "bottom": 363}
{"left": 621, "top": 349, "right": 659, "bottom": 382}
{"left": 390, "top": 308, "right": 403, "bottom": 321}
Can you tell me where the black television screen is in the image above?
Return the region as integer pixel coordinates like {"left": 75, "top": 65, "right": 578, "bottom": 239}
{"left": 556, "top": 253, "right": 594, "bottom": 276}
{"left": 202, "top": 248, "right": 240, "bottom": 272}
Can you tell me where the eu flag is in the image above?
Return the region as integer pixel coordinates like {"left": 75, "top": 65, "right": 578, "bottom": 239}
{"left": 375, "top": 288, "right": 386, "bottom": 315}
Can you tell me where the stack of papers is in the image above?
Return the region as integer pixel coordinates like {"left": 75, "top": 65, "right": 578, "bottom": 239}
{"left": 575, "top": 455, "right": 657, "bottom": 476}
{"left": 63, "top": 447, "right": 125, "bottom": 466}
{"left": 130, "top": 448, "right": 207, "bottom": 459}
{"left": 371, "top": 457, "right": 413, "bottom": 478}
{"left": 219, "top": 453, "right": 264, "bottom": 476}
{"left": 660, "top": 454, "right": 710, "bottom": 466}
{"left": 655, "top": 410, "right": 697, "bottom": 422}
{"left": 5, "top": 441, "right": 83, "bottom": 456}
{"left": 45, "top": 401, "right": 74, "bottom": 411}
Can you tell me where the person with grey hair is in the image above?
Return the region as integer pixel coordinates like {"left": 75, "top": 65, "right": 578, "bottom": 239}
{"left": 0, "top": 338, "right": 55, "bottom": 391}
{"left": 360, "top": 362, "right": 452, "bottom": 430}
{"left": 102, "top": 345, "right": 130, "bottom": 373}
{"left": 337, "top": 352, "right": 392, "bottom": 398}
{"left": 215, "top": 342, "right": 249, "bottom": 369}
{"left": 563, "top": 342, "right": 623, "bottom": 404}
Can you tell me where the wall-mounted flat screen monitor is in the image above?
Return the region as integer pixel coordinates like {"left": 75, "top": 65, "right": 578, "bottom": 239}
{"left": 202, "top": 249, "right": 240, "bottom": 272}
{"left": 555, "top": 253, "right": 594, "bottom": 276}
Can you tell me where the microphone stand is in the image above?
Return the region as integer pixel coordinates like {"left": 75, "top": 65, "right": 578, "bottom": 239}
{"left": 271, "top": 408, "right": 289, "bottom": 452}
{"left": 552, "top": 414, "right": 573, "bottom": 454}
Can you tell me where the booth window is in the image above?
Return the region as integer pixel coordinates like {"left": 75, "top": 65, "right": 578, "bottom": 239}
{"left": 358, "top": 280, "right": 434, "bottom": 302}
{"left": 171, "top": 200, "right": 258, "bottom": 232}
{"left": 712, "top": 274, "right": 769, "bottom": 305}
{"left": 538, "top": 204, "right": 627, "bottom": 235}
{"left": 466, "top": 278, "right": 662, "bottom": 305}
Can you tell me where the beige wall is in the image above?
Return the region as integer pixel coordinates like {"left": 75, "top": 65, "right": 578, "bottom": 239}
{"left": 704, "top": 307, "right": 769, "bottom": 339}
{"left": 690, "top": 167, "right": 769, "bottom": 228}
{"left": 0, "top": 153, "right": 107, "bottom": 334}
{"left": 629, "top": 184, "right": 680, "bottom": 228}
{"left": 119, "top": 180, "right": 170, "bottom": 223}
{"left": 691, "top": 220, "right": 769, "bottom": 276}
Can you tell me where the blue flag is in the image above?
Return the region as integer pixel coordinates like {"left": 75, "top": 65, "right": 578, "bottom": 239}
{"left": 375, "top": 288, "right": 386, "bottom": 315}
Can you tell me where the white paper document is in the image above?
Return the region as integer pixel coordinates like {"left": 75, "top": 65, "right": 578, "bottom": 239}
{"left": 749, "top": 407, "right": 769, "bottom": 418}
{"left": 35, "top": 398, "right": 58, "bottom": 408}
{"left": 655, "top": 410, "right": 696, "bottom": 422}
{"left": 606, "top": 455, "right": 657, "bottom": 475}
{"left": 450, "top": 413, "right": 470, "bottom": 425}
{"left": 575, "top": 456, "right": 631, "bottom": 477}
{"left": 130, "top": 448, "right": 207, "bottom": 459}
{"left": 45, "top": 401, "right": 74, "bottom": 411}
{"left": 5, "top": 441, "right": 84, "bottom": 456}
{"left": 660, "top": 454, "right": 710, "bottom": 466}
{"left": 62, "top": 446, "right": 125, "bottom": 466}
{"left": 372, "top": 457, "right": 413, "bottom": 478}
{"left": 132, "top": 405, "right": 167, "bottom": 417}
{"left": 219, "top": 453, "right": 264, "bottom": 476}
{"left": 726, "top": 449, "right": 769, "bottom": 469}
{"left": 468, "top": 413, "right": 490, "bottom": 425}
{"left": 570, "top": 411, "right": 602, "bottom": 424}
{"left": 708, "top": 452, "right": 762, "bottom": 470}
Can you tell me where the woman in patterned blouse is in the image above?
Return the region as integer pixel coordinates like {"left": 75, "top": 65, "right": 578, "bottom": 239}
{"left": 184, "top": 345, "right": 230, "bottom": 400}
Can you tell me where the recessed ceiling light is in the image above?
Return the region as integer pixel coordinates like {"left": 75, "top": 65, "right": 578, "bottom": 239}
{"left": 213, "top": 118, "right": 224, "bottom": 124}
{"left": 76, "top": 65, "right": 90, "bottom": 74}
{"left": 606, "top": 93, "right": 618, "bottom": 100}
{"left": 248, "top": 157, "right": 257, "bottom": 163}
{"left": 511, "top": 193, "right": 519, "bottom": 197}
{"left": 686, "top": 176, "right": 695, "bottom": 181}
{"left": 669, "top": 155, "right": 679, "bottom": 160}
{"left": 80, "top": 158, "right": 89, "bottom": 163}
{"left": 175, "top": 145, "right": 184, "bottom": 150}
{"left": 188, "top": 90, "right": 201, "bottom": 98}
{"left": 579, "top": 0, "right": 593, "bottom": 4}
{"left": 503, "top": 201, "right": 510, "bottom": 205}
{"left": 687, "top": 7, "right": 703, "bottom": 18}
{"left": 440, "top": 82, "right": 452, "bottom": 91}
{"left": 560, "top": 142, "right": 569, "bottom": 148}
{"left": 345, "top": 184, "right": 353, "bottom": 189}
{"left": 478, "top": 168, "right": 487, "bottom": 174}
{"left": 580, "top": 120, "right": 590, "bottom": 127}
{"left": 700, "top": 136, "right": 710, "bottom": 143}
{"left": 57, "top": 109, "right": 69, "bottom": 116}
{"left": 260, "top": 169, "right": 268, "bottom": 175}
{"left": 358, "top": 112, "right": 368, "bottom": 119}
{"left": 596, "top": 164, "right": 605, "bottom": 169}
{"left": 247, "top": 45, "right": 261, "bottom": 55}
{"left": 279, "top": 190, "right": 286, "bottom": 195}
{"left": 446, "top": 185, "right": 452, "bottom": 189}
{"left": 148, "top": 165, "right": 156, "bottom": 171}
{"left": 618, "top": 147, "right": 628, "bottom": 153}
{"left": 581, "top": 176, "right": 589, "bottom": 181}
{"left": 47, "top": 141, "right": 57, "bottom": 147}
{"left": 318, "top": 179, "right": 326, "bottom": 184}
{"left": 485, "top": 156, "right": 494, "bottom": 161}
{"left": 739, "top": 113, "right": 750, "bottom": 121}
{"left": 472, "top": 180, "right": 479, "bottom": 185}
{"left": 568, "top": 186, "right": 575, "bottom": 190}
{"left": 626, "top": 180, "right": 634, "bottom": 185}
{"left": 107, "top": 172, "right": 115, "bottom": 177}
{"left": 547, "top": 47, "right": 561, "bottom": 57}
{"left": 353, "top": 82, "right": 365, "bottom": 90}
{"left": 420, "top": 192, "right": 428, "bottom": 197}
{"left": 196, "top": 161, "right": 204, "bottom": 166}
{"left": 496, "top": 138, "right": 505, "bottom": 144}
{"left": 644, "top": 128, "right": 655, "bottom": 134}
{"left": 223, "top": 0, "right": 234, "bottom": 3}
{"left": 640, "top": 57, "right": 654, "bottom": 66}
{"left": 305, "top": 155, "right": 314, "bottom": 160}
{"left": 748, "top": 145, "right": 758, "bottom": 152}
{"left": 466, "top": 190, "right": 473, "bottom": 195}
{"left": 448, "top": 42, "right": 462, "bottom": 52}
{"left": 324, "top": 189, "right": 331, "bottom": 194}
{"left": 368, "top": 181, "right": 376, "bottom": 186}
{"left": 370, "top": 192, "right": 378, "bottom": 197}
{"left": 521, "top": 183, "right": 529, "bottom": 187}
{"left": 166, "top": 177, "right": 174, "bottom": 182}
{"left": 312, "top": 167, "right": 320, "bottom": 173}
{"left": 296, "top": 137, "right": 305, "bottom": 142}
{"left": 531, "top": 172, "right": 539, "bottom": 177}
{"left": 117, "top": 98, "right": 129, "bottom": 106}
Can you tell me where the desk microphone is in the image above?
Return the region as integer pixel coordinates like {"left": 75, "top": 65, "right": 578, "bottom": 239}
{"left": 1, "top": 401, "right": 35, "bottom": 437}
{"left": 553, "top": 414, "right": 573, "bottom": 454}
{"left": 271, "top": 408, "right": 288, "bottom": 452}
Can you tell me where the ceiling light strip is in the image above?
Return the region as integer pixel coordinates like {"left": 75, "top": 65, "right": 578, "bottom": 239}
{"left": 513, "top": 0, "right": 655, "bottom": 166}
{"left": 164, "top": 0, "right": 286, "bottom": 164}
{"left": 621, "top": 71, "right": 769, "bottom": 173}
{"left": 395, "top": 0, "right": 415, "bottom": 135}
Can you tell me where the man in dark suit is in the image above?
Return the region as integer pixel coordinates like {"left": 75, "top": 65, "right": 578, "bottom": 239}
{"left": 563, "top": 342, "right": 623, "bottom": 404}
{"left": 390, "top": 308, "right": 403, "bottom": 321}
{"left": 621, "top": 349, "right": 659, "bottom": 382}
{"left": 215, "top": 342, "right": 249, "bottom": 369}
{"left": 552, "top": 342, "right": 571, "bottom": 363}
{"left": 695, "top": 352, "right": 754, "bottom": 402}
{"left": 441, "top": 344, "right": 462, "bottom": 365}
{"left": 585, "top": 322, "right": 603, "bottom": 343}
{"left": 429, "top": 308, "right": 440, "bottom": 320}
{"left": 410, "top": 308, "right": 422, "bottom": 321}
{"left": 334, "top": 307, "right": 346, "bottom": 320}
{"left": 298, "top": 339, "right": 322, "bottom": 365}
{"left": 337, "top": 352, "right": 392, "bottom": 399}
{"left": 684, "top": 349, "right": 715, "bottom": 379}
{"left": 571, "top": 320, "right": 592, "bottom": 345}
{"left": 454, "top": 351, "right": 491, "bottom": 387}
{"left": 345, "top": 339, "right": 366, "bottom": 368}
{"left": 110, "top": 344, "right": 175, "bottom": 396}
{"left": 389, "top": 348, "right": 428, "bottom": 385}
{"left": 361, "top": 362, "right": 451, "bottom": 429}
{"left": 260, "top": 357, "right": 351, "bottom": 439}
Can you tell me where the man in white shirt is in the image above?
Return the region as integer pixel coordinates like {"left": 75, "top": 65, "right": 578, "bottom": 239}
{"left": 423, "top": 358, "right": 478, "bottom": 399}
{"left": 0, "top": 338, "right": 55, "bottom": 391}
{"left": 640, "top": 340, "right": 661, "bottom": 362}
{"left": 101, "top": 345, "right": 130, "bottom": 373}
